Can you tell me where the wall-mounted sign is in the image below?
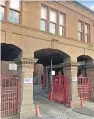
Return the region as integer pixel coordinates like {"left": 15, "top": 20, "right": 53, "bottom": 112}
{"left": 24, "top": 78, "right": 33, "bottom": 84}
{"left": 9, "top": 64, "right": 17, "bottom": 70}
{"left": 52, "top": 71, "right": 55, "bottom": 75}
{"left": 72, "top": 76, "right": 77, "bottom": 82}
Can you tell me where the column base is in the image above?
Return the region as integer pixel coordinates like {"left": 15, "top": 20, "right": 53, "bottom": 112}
{"left": 66, "top": 96, "right": 81, "bottom": 109}
{"left": 17, "top": 103, "right": 36, "bottom": 119}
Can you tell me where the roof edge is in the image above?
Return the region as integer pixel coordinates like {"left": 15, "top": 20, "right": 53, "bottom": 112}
{"left": 71, "top": 1, "right": 94, "bottom": 14}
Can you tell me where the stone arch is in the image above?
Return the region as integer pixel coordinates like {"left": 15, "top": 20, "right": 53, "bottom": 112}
{"left": 34, "top": 48, "right": 70, "bottom": 66}
{"left": 77, "top": 55, "right": 93, "bottom": 76}
{"left": 1, "top": 43, "right": 22, "bottom": 76}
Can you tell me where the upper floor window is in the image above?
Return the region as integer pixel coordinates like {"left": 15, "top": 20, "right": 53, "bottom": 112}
{"left": 40, "top": 6, "right": 47, "bottom": 31}
{"left": 59, "top": 13, "right": 64, "bottom": 36}
{"left": 85, "top": 23, "right": 90, "bottom": 43}
{"left": 0, "top": 1, "right": 5, "bottom": 21}
{"left": 40, "top": 5, "right": 65, "bottom": 36}
{"left": 9, "top": 0, "right": 20, "bottom": 24}
{"left": 50, "top": 9, "right": 57, "bottom": 34}
{"left": 78, "top": 21, "right": 84, "bottom": 41}
{"left": 78, "top": 20, "right": 90, "bottom": 43}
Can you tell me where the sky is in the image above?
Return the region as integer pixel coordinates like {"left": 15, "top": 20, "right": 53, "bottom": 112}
{"left": 77, "top": 1, "right": 94, "bottom": 11}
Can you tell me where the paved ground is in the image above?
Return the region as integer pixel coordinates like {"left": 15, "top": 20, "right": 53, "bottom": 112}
{"left": 30, "top": 94, "right": 94, "bottom": 119}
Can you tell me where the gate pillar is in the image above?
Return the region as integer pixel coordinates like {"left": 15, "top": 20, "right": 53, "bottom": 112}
{"left": 63, "top": 61, "right": 80, "bottom": 108}
{"left": 86, "top": 66, "right": 94, "bottom": 101}
{"left": 15, "top": 57, "right": 38, "bottom": 119}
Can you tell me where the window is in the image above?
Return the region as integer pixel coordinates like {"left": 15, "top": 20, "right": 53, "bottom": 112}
{"left": 40, "top": 6, "right": 47, "bottom": 31}
{"left": 78, "top": 21, "right": 84, "bottom": 41}
{"left": 9, "top": 0, "right": 20, "bottom": 24}
{"left": 0, "top": 1, "right": 5, "bottom": 21}
{"left": 50, "top": 9, "right": 57, "bottom": 34}
{"left": 59, "top": 13, "right": 64, "bottom": 36}
{"left": 85, "top": 23, "right": 90, "bottom": 43}
{"left": 40, "top": 5, "right": 65, "bottom": 36}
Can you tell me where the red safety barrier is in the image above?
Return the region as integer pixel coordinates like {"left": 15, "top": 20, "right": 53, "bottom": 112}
{"left": 51, "top": 74, "right": 68, "bottom": 104}
{"left": 1, "top": 75, "right": 19, "bottom": 117}
{"left": 77, "top": 77, "right": 91, "bottom": 101}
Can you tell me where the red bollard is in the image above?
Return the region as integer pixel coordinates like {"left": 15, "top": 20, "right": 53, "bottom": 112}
{"left": 36, "top": 105, "right": 40, "bottom": 117}
{"left": 81, "top": 99, "right": 83, "bottom": 106}
{"left": 48, "top": 92, "right": 52, "bottom": 100}
{"left": 69, "top": 101, "right": 72, "bottom": 108}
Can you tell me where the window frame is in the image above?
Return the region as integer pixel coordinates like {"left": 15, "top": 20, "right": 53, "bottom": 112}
{"left": 85, "top": 23, "right": 90, "bottom": 43}
{"left": 9, "top": 0, "right": 21, "bottom": 24}
{"left": 0, "top": 1, "right": 6, "bottom": 21}
{"left": 40, "top": 4, "right": 65, "bottom": 36}
{"left": 78, "top": 20, "right": 84, "bottom": 41}
{"left": 59, "top": 12, "right": 65, "bottom": 36}
{"left": 40, "top": 5, "right": 48, "bottom": 31}
{"left": 49, "top": 8, "right": 57, "bottom": 34}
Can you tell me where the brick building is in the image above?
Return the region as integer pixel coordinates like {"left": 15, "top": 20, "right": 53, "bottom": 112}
{"left": 0, "top": 1, "right": 94, "bottom": 119}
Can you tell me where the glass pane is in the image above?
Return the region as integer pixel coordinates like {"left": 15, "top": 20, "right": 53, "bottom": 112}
{"left": 78, "top": 32, "right": 82, "bottom": 41}
{"left": 85, "top": 24, "right": 88, "bottom": 34}
{"left": 49, "top": 23, "right": 55, "bottom": 34}
{"left": 59, "top": 26, "right": 64, "bottom": 36}
{"left": 78, "top": 22, "right": 82, "bottom": 32}
{"left": 0, "top": 1, "right": 5, "bottom": 6}
{"left": 41, "top": 7, "right": 47, "bottom": 20}
{"left": 59, "top": 14, "right": 64, "bottom": 26}
{"left": 0, "top": 7, "right": 4, "bottom": 20}
{"left": 10, "top": 0, "right": 20, "bottom": 10}
{"left": 85, "top": 34, "right": 88, "bottom": 42}
{"left": 50, "top": 10, "right": 57, "bottom": 23}
{"left": 9, "top": 10, "right": 19, "bottom": 24}
{"left": 40, "top": 20, "right": 46, "bottom": 31}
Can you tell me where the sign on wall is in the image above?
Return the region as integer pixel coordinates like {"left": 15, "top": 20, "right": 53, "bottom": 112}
{"left": 9, "top": 64, "right": 17, "bottom": 70}
{"left": 24, "top": 78, "right": 33, "bottom": 84}
{"left": 52, "top": 71, "right": 55, "bottom": 75}
{"left": 72, "top": 76, "right": 77, "bottom": 82}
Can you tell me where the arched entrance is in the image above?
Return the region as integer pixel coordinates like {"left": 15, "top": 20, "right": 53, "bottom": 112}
{"left": 34, "top": 48, "right": 70, "bottom": 104}
{"left": 77, "top": 55, "right": 93, "bottom": 101}
{"left": 1, "top": 43, "right": 22, "bottom": 117}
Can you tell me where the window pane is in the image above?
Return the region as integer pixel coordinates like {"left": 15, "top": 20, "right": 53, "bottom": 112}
{"left": 78, "top": 32, "right": 82, "bottom": 41}
{"left": 0, "top": 7, "right": 4, "bottom": 20}
{"left": 59, "top": 26, "right": 64, "bottom": 36}
{"left": 41, "top": 7, "right": 47, "bottom": 20}
{"left": 9, "top": 10, "right": 19, "bottom": 23}
{"left": 50, "top": 23, "right": 55, "bottom": 34}
{"left": 40, "top": 20, "right": 46, "bottom": 31}
{"left": 59, "top": 14, "right": 64, "bottom": 26}
{"left": 85, "top": 24, "right": 88, "bottom": 34}
{"left": 10, "top": 0, "right": 20, "bottom": 10}
{"left": 85, "top": 34, "right": 88, "bottom": 42}
{"left": 78, "top": 22, "right": 82, "bottom": 32}
{"left": 0, "top": 1, "right": 5, "bottom": 6}
{"left": 50, "top": 10, "right": 57, "bottom": 23}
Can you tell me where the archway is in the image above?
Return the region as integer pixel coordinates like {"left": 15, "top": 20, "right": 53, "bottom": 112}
{"left": 1, "top": 43, "right": 22, "bottom": 117}
{"left": 33, "top": 48, "right": 70, "bottom": 97}
{"left": 77, "top": 55, "right": 93, "bottom": 77}
{"left": 1, "top": 43, "right": 22, "bottom": 76}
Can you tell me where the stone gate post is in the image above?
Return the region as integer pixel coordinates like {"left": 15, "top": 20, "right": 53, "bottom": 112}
{"left": 15, "top": 57, "right": 38, "bottom": 119}
{"left": 63, "top": 61, "right": 80, "bottom": 108}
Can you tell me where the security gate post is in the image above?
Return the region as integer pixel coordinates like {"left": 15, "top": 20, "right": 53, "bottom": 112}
{"left": 15, "top": 57, "right": 38, "bottom": 119}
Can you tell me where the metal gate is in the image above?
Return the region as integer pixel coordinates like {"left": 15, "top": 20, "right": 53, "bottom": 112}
{"left": 51, "top": 74, "right": 68, "bottom": 104}
{"left": 77, "top": 77, "right": 91, "bottom": 101}
{"left": 1, "top": 75, "right": 19, "bottom": 117}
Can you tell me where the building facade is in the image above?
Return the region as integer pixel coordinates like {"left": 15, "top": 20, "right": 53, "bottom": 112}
{"left": 0, "top": 1, "right": 94, "bottom": 119}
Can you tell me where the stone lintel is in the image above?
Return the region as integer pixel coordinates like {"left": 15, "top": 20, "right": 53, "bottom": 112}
{"left": 14, "top": 57, "right": 38, "bottom": 64}
{"left": 63, "top": 62, "right": 79, "bottom": 68}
